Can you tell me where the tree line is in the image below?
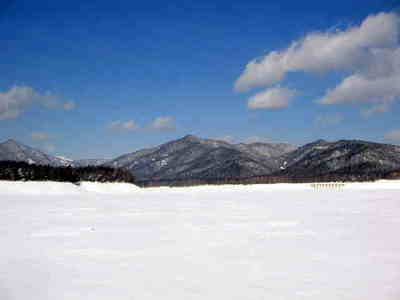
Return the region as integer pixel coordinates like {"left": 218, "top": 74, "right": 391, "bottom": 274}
{"left": 137, "top": 163, "right": 400, "bottom": 187}
{"left": 0, "top": 161, "right": 135, "bottom": 183}
{"left": 1, "top": 160, "right": 399, "bottom": 187}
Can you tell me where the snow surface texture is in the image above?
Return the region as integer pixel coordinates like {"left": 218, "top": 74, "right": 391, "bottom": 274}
{"left": 1, "top": 181, "right": 400, "bottom": 299}
{"left": 0, "top": 181, "right": 142, "bottom": 195}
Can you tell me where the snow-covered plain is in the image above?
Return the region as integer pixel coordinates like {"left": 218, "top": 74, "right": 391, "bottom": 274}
{"left": 1, "top": 181, "right": 400, "bottom": 300}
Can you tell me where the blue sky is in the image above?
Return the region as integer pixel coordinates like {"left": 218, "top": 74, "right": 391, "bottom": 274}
{"left": 1, "top": 0, "right": 400, "bottom": 159}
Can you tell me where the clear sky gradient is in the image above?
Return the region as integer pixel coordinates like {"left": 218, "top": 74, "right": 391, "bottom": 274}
{"left": 1, "top": 0, "right": 399, "bottom": 159}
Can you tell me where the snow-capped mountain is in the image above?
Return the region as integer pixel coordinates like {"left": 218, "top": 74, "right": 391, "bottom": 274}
{"left": 55, "top": 156, "right": 74, "bottom": 165}
{"left": 3, "top": 136, "right": 400, "bottom": 184}
{"left": 276, "top": 139, "right": 400, "bottom": 176}
{"left": 0, "top": 139, "right": 69, "bottom": 167}
{"left": 0, "top": 139, "right": 112, "bottom": 168}
{"left": 104, "top": 135, "right": 296, "bottom": 182}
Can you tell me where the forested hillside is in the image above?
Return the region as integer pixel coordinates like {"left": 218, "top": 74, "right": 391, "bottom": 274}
{"left": 0, "top": 161, "right": 135, "bottom": 184}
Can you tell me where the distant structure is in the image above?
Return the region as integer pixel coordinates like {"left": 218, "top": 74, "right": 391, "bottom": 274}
{"left": 310, "top": 182, "right": 345, "bottom": 189}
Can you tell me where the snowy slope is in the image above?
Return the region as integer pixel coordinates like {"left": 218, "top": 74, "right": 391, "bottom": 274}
{"left": 0, "top": 139, "right": 69, "bottom": 166}
{"left": 1, "top": 182, "right": 400, "bottom": 300}
{"left": 104, "top": 135, "right": 295, "bottom": 181}
{"left": 70, "top": 159, "right": 110, "bottom": 167}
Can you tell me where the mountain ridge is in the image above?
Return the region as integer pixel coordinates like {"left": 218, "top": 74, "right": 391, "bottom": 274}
{"left": 1, "top": 136, "right": 400, "bottom": 185}
{"left": 276, "top": 139, "right": 400, "bottom": 178}
{"left": 104, "top": 135, "right": 296, "bottom": 181}
{"left": 0, "top": 139, "right": 109, "bottom": 168}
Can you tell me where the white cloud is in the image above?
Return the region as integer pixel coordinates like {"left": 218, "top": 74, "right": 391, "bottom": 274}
{"left": 248, "top": 87, "right": 296, "bottom": 110}
{"left": 235, "top": 12, "right": 400, "bottom": 115}
{"left": 314, "top": 113, "right": 344, "bottom": 126}
{"left": 235, "top": 12, "right": 399, "bottom": 91}
{"left": 318, "top": 69, "right": 400, "bottom": 105}
{"left": 384, "top": 129, "right": 400, "bottom": 142}
{"left": 107, "top": 120, "right": 139, "bottom": 131}
{"left": 0, "top": 86, "right": 35, "bottom": 120}
{"left": 148, "top": 116, "right": 176, "bottom": 131}
{"left": 31, "top": 132, "right": 50, "bottom": 141}
{"left": 107, "top": 116, "right": 177, "bottom": 133}
{"left": 361, "top": 103, "right": 390, "bottom": 118}
{"left": 0, "top": 85, "right": 75, "bottom": 120}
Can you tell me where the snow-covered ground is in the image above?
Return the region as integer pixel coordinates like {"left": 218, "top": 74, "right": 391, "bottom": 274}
{"left": 1, "top": 181, "right": 400, "bottom": 300}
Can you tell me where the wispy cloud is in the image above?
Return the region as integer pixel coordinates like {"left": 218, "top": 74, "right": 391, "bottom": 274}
{"left": 361, "top": 103, "right": 390, "bottom": 118}
{"left": 235, "top": 12, "right": 400, "bottom": 114}
{"left": 107, "top": 116, "right": 176, "bottom": 132}
{"left": 107, "top": 120, "right": 139, "bottom": 131}
{"left": 147, "top": 116, "right": 176, "bottom": 131}
{"left": 248, "top": 87, "right": 296, "bottom": 110}
{"left": 0, "top": 85, "right": 76, "bottom": 120}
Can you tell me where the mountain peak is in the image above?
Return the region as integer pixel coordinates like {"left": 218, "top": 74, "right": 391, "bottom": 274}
{"left": 1, "top": 139, "right": 25, "bottom": 151}
{"left": 181, "top": 135, "right": 201, "bottom": 142}
{"left": 301, "top": 139, "right": 328, "bottom": 148}
{"left": 0, "top": 139, "right": 70, "bottom": 167}
{"left": 314, "top": 139, "right": 327, "bottom": 144}
{"left": 2, "top": 139, "right": 19, "bottom": 146}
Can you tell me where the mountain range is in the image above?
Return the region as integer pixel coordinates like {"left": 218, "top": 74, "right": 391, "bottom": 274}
{"left": 1, "top": 136, "right": 400, "bottom": 184}
{"left": 0, "top": 139, "right": 68, "bottom": 167}
{"left": 276, "top": 139, "right": 400, "bottom": 177}
{"left": 104, "top": 135, "right": 296, "bottom": 181}
{"left": 0, "top": 139, "right": 110, "bottom": 168}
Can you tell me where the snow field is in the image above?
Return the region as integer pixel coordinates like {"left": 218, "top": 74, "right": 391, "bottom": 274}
{"left": 0, "top": 181, "right": 400, "bottom": 299}
{"left": 0, "top": 181, "right": 142, "bottom": 195}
